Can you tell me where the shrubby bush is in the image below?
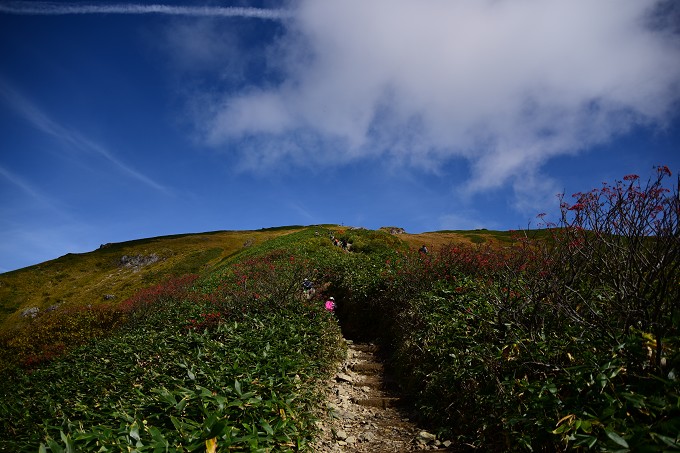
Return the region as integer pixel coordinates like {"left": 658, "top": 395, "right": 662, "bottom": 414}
{"left": 1, "top": 168, "right": 676, "bottom": 451}
{"left": 0, "top": 303, "right": 126, "bottom": 371}
{"left": 0, "top": 275, "right": 200, "bottom": 372}
{"left": 0, "top": 241, "right": 343, "bottom": 451}
{"left": 330, "top": 167, "right": 679, "bottom": 451}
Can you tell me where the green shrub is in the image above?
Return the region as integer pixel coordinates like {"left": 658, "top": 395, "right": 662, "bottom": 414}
{"left": 0, "top": 283, "right": 342, "bottom": 451}
{"left": 324, "top": 167, "right": 680, "bottom": 451}
{"left": 0, "top": 232, "right": 346, "bottom": 451}
{"left": 0, "top": 302, "right": 127, "bottom": 371}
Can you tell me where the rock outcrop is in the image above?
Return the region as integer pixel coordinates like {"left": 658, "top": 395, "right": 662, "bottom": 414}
{"left": 380, "top": 227, "right": 406, "bottom": 235}
{"left": 119, "top": 254, "right": 160, "bottom": 271}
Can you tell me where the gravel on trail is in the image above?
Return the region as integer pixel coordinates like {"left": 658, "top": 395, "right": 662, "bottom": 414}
{"left": 311, "top": 340, "right": 456, "bottom": 452}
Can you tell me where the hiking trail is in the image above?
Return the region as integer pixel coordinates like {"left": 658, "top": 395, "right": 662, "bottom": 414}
{"left": 311, "top": 339, "right": 456, "bottom": 452}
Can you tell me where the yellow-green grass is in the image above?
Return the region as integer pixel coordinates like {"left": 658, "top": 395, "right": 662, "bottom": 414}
{"left": 400, "top": 228, "right": 552, "bottom": 249}
{"left": 0, "top": 225, "right": 537, "bottom": 333}
{"left": 0, "top": 227, "right": 305, "bottom": 333}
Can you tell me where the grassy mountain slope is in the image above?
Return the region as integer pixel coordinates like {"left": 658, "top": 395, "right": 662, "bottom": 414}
{"left": 0, "top": 227, "right": 306, "bottom": 332}
{"left": 2, "top": 168, "right": 676, "bottom": 451}
{"left": 0, "top": 219, "right": 677, "bottom": 451}
{"left": 0, "top": 226, "right": 521, "bottom": 333}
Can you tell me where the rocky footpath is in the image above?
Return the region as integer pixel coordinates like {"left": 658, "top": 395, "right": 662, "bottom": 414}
{"left": 311, "top": 340, "right": 455, "bottom": 452}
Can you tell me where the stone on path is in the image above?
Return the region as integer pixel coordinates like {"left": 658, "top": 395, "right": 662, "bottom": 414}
{"left": 311, "top": 339, "right": 456, "bottom": 452}
{"left": 335, "top": 372, "right": 354, "bottom": 383}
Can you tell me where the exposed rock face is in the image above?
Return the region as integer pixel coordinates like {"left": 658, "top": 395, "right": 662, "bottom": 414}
{"left": 21, "top": 307, "right": 39, "bottom": 318}
{"left": 119, "top": 254, "right": 160, "bottom": 270}
{"left": 380, "top": 227, "right": 406, "bottom": 235}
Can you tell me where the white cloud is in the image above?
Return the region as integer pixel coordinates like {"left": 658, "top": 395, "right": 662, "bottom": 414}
{"left": 198, "top": 0, "right": 680, "bottom": 208}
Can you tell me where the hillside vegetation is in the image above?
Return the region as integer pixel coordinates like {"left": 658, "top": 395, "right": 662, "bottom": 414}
{"left": 0, "top": 167, "right": 678, "bottom": 452}
{"left": 0, "top": 226, "right": 515, "bottom": 333}
{"left": 0, "top": 227, "right": 305, "bottom": 332}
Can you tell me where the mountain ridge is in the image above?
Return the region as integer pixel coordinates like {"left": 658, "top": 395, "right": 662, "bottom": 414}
{"left": 0, "top": 225, "right": 521, "bottom": 332}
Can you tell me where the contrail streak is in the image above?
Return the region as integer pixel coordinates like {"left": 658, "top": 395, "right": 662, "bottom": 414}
{"left": 0, "top": 2, "right": 292, "bottom": 20}
{"left": 0, "top": 165, "right": 52, "bottom": 206}
{"left": 0, "top": 78, "right": 169, "bottom": 193}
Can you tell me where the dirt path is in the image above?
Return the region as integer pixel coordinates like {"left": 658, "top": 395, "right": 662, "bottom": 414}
{"left": 311, "top": 340, "right": 455, "bottom": 452}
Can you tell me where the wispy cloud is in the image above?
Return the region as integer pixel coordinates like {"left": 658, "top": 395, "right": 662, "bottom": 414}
{"left": 0, "top": 222, "right": 97, "bottom": 273}
{"left": 288, "top": 201, "right": 316, "bottom": 223}
{"left": 0, "top": 2, "right": 291, "bottom": 20}
{"left": 0, "top": 164, "right": 54, "bottom": 206}
{"left": 0, "top": 78, "right": 168, "bottom": 193}
{"left": 438, "top": 212, "right": 491, "bottom": 232}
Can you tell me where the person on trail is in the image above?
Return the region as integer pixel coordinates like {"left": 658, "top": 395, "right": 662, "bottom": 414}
{"left": 303, "top": 278, "right": 313, "bottom": 291}
{"left": 419, "top": 244, "right": 429, "bottom": 254}
{"left": 325, "top": 297, "right": 336, "bottom": 312}
{"left": 302, "top": 278, "right": 314, "bottom": 299}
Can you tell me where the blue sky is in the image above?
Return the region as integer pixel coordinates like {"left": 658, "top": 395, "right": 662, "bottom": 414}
{"left": 1, "top": 0, "right": 679, "bottom": 273}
